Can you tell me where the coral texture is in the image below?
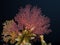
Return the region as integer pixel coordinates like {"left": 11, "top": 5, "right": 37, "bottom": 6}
{"left": 14, "top": 5, "right": 51, "bottom": 35}
{"left": 2, "top": 20, "right": 19, "bottom": 43}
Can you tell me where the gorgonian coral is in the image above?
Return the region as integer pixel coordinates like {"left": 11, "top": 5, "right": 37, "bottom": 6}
{"left": 2, "top": 5, "right": 52, "bottom": 45}
{"left": 14, "top": 5, "right": 51, "bottom": 35}
{"left": 2, "top": 20, "right": 19, "bottom": 43}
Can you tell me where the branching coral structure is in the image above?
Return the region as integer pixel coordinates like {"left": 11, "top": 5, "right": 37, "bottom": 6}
{"left": 2, "top": 5, "right": 52, "bottom": 45}
{"left": 14, "top": 5, "right": 51, "bottom": 35}
{"left": 2, "top": 20, "right": 19, "bottom": 43}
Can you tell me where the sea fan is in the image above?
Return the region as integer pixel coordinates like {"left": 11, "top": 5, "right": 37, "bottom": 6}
{"left": 14, "top": 5, "right": 51, "bottom": 35}
{"left": 2, "top": 20, "right": 19, "bottom": 43}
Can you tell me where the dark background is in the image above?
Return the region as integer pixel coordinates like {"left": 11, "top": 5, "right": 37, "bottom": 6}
{"left": 1, "top": 0, "right": 60, "bottom": 45}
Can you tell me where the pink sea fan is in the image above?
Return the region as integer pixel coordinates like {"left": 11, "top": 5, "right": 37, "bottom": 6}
{"left": 14, "top": 5, "right": 51, "bottom": 35}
